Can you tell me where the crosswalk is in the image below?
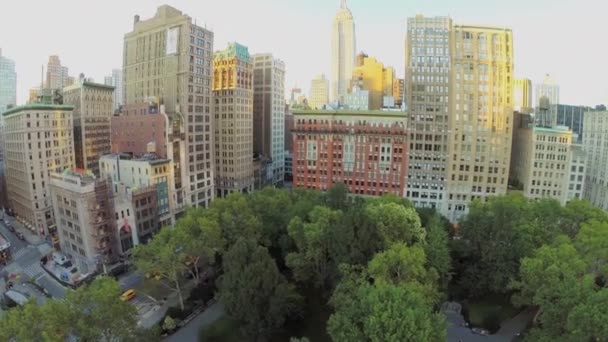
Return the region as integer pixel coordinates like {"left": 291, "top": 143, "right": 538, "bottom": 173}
{"left": 22, "top": 263, "right": 44, "bottom": 279}
{"left": 12, "top": 247, "right": 28, "bottom": 260}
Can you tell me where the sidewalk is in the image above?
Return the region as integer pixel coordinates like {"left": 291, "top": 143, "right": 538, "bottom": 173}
{"left": 4, "top": 216, "right": 44, "bottom": 245}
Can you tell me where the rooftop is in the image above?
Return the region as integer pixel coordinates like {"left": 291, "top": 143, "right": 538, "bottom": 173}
{"left": 293, "top": 109, "right": 407, "bottom": 118}
{"left": 64, "top": 81, "right": 115, "bottom": 92}
{"left": 533, "top": 126, "right": 572, "bottom": 134}
{"left": 101, "top": 153, "right": 170, "bottom": 165}
{"left": 2, "top": 103, "right": 74, "bottom": 117}
{"left": 214, "top": 42, "right": 250, "bottom": 61}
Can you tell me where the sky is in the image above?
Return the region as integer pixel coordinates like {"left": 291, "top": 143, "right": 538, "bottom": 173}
{"left": 0, "top": 0, "right": 606, "bottom": 106}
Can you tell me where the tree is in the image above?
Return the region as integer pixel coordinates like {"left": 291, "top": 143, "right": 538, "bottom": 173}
{"left": 174, "top": 208, "right": 225, "bottom": 282}
{"left": 248, "top": 187, "right": 295, "bottom": 255}
{"left": 325, "top": 182, "right": 349, "bottom": 211}
{"left": 218, "top": 238, "right": 302, "bottom": 341}
{"left": 132, "top": 227, "right": 189, "bottom": 311}
{"left": 67, "top": 277, "right": 139, "bottom": 341}
{"left": 286, "top": 206, "right": 343, "bottom": 292}
{"left": 560, "top": 199, "right": 608, "bottom": 238}
{"left": 328, "top": 282, "right": 446, "bottom": 342}
{"left": 423, "top": 216, "right": 452, "bottom": 291}
{"left": 207, "top": 192, "right": 262, "bottom": 248}
{"left": 574, "top": 220, "right": 608, "bottom": 282}
{"left": 364, "top": 201, "right": 425, "bottom": 247}
{"left": 566, "top": 288, "right": 608, "bottom": 341}
{"left": 368, "top": 243, "right": 436, "bottom": 286}
{"left": 0, "top": 278, "right": 141, "bottom": 341}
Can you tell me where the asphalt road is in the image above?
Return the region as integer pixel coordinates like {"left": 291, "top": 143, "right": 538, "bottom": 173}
{"left": 0, "top": 219, "right": 28, "bottom": 256}
{"left": 166, "top": 302, "right": 225, "bottom": 342}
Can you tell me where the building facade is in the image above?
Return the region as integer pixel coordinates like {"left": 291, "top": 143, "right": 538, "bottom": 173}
{"left": 566, "top": 144, "right": 586, "bottom": 202}
{"left": 112, "top": 182, "right": 158, "bottom": 254}
{"left": 556, "top": 104, "right": 593, "bottom": 143}
{"left": 252, "top": 53, "right": 286, "bottom": 185}
{"left": 46, "top": 55, "right": 72, "bottom": 91}
{"left": 309, "top": 74, "right": 329, "bottom": 110}
{"left": 535, "top": 74, "right": 559, "bottom": 128}
{"left": 292, "top": 110, "right": 408, "bottom": 196}
{"left": 104, "top": 69, "right": 123, "bottom": 113}
{"left": 344, "top": 85, "right": 369, "bottom": 110}
{"left": 50, "top": 170, "right": 117, "bottom": 274}
{"left": 514, "top": 78, "right": 532, "bottom": 113}
{"left": 351, "top": 55, "right": 395, "bottom": 110}
{"left": 405, "top": 15, "right": 451, "bottom": 212}
{"left": 0, "top": 49, "right": 17, "bottom": 114}
{"left": 331, "top": 0, "right": 356, "bottom": 103}
{"left": 445, "top": 25, "right": 514, "bottom": 221}
{"left": 99, "top": 153, "right": 174, "bottom": 227}
{"left": 213, "top": 42, "right": 254, "bottom": 196}
{"left": 111, "top": 102, "right": 168, "bottom": 158}
{"left": 512, "top": 125, "right": 573, "bottom": 204}
{"left": 63, "top": 81, "right": 114, "bottom": 177}
{"left": 124, "top": 5, "right": 214, "bottom": 209}
{"left": 1, "top": 103, "right": 74, "bottom": 235}
{"left": 583, "top": 111, "right": 608, "bottom": 210}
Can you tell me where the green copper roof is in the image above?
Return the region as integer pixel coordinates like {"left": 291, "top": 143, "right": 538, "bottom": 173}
{"left": 2, "top": 103, "right": 74, "bottom": 117}
{"left": 214, "top": 42, "right": 250, "bottom": 61}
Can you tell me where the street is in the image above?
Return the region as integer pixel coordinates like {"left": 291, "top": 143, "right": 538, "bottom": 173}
{"left": 0, "top": 215, "right": 68, "bottom": 300}
{"left": 166, "top": 302, "right": 225, "bottom": 342}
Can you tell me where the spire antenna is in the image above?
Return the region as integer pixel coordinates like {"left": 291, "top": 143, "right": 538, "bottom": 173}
{"left": 340, "top": 0, "right": 347, "bottom": 9}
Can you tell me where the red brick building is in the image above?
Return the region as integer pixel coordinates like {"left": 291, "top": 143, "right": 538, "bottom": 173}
{"left": 111, "top": 102, "right": 168, "bottom": 158}
{"left": 292, "top": 109, "right": 408, "bottom": 196}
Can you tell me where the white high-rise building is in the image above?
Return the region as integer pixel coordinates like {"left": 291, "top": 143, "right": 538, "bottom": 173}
{"left": 0, "top": 49, "right": 17, "bottom": 114}
{"left": 252, "top": 53, "right": 286, "bottom": 186}
{"left": 535, "top": 74, "right": 560, "bottom": 127}
{"left": 331, "top": 0, "right": 356, "bottom": 103}
{"left": 309, "top": 74, "right": 329, "bottom": 110}
{"left": 104, "top": 69, "right": 123, "bottom": 112}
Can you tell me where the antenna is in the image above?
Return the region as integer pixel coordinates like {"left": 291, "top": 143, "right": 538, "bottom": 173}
{"left": 41, "top": 64, "right": 44, "bottom": 89}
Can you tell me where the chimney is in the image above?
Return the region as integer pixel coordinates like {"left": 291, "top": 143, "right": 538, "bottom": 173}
{"left": 134, "top": 15, "right": 140, "bottom": 26}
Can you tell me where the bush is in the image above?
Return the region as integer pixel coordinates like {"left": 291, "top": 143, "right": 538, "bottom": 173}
{"left": 189, "top": 279, "right": 217, "bottom": 304}
{"left": 166, "top": 303, "right": 194, "bottom": 321}
{"left": 163, "top": 316, "right": 178, "bottom": 332}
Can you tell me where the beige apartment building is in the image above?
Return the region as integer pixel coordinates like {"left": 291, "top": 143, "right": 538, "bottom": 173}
{"left": 405, "top": 16, "right": 514, "bottom": 221}
{"left": 583, "top": 111, "right": 608, "bottom": 210}
{"left": 512, "top": 125, "right": 573, "bottom": 204}
{"left": 63, "top": 80, "right": 114, "bottom": 177}
{"left": 514, "top": 78, "right": 532, "bottom": 114}
{"left": 309, "top": 74, "right": 329, "bottom": 110}
{"left": 1, "top": 103, "right": 74, "bottom": 235}
{"left": 446, "top": 25, "right": 514, "bottom": 221}
{"left": 124, "top": 5, "right": 215, "bottom": 208}
{"left": 213, "top": 42, "right": 254, "bottom": 196}
{"left": 50, "top": 170, "right": 117, "bottom": 273}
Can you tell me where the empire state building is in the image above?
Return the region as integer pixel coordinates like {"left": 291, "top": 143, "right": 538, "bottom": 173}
{"left": 331, "top": 0, "right": 356, "bottom": 103}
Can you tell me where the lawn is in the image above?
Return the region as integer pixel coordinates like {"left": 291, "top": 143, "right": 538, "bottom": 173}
{"left": 465, "top": 294, "right": 520, "bottom": 332}
{"left": 199, "top": 317, "right": 241, "bottom": 342}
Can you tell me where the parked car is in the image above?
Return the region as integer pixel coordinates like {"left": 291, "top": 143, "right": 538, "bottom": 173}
{"left": 16, "top": 232, "right": 25, "bottom": 241}
{"left": 472, "top": 328, "right": 490, "bottom": 336}
{"left": 7, "top": 226, "right": 15, "bottom": 232}
{"left": 120, "top": 289, "right": 136, "bottom": 301}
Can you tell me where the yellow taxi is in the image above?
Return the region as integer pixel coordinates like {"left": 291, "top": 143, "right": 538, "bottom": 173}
{"left": 120, "top": 289, "right": 136, "bottom": 301}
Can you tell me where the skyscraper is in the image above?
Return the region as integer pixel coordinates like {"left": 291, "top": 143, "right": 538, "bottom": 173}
{"left": 46, "top": 55, "right": 72, "bottom": 90}
{"left": 535, "top": 74, "right": 559, "bottom": 127}
{"left": 583, "top": 110, "right": 608, "bottom": 210}
{"left": 124, "top": 5, "right": 214, "bottom": 209}
{"left": 405, "top": 16, "right": 452, "bottom": 212}
{"left": 252, "top": 53, "right": 286, "bottom": 185}
{"left": 309, "top": 74, "right": 329, "bottom": 110}
{"left": 405, "top": 15, "right": 514, "bottom": 221}
{"left": 0, "top": 49, "right": 16, "bottom": 114}
{"left": 104, "top": 69, "right": 123, "bottom": 112}
{"left": 446, "top": 25, "right": 514, "bottom": 222}
{"left": 331, "top": 0, "right": 356, "bottom": 103}
{"left": 213, "top": 42, "right": 254, "bottom": 197}
{"left": 513, "top": 78, "right": 532, "bottom": 113}
{"left": 63, "top": 80, "right": 114, "bottom": 177}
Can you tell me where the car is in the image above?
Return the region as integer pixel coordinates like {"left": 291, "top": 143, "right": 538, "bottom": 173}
{"left": 16, "top": 232, "right": 25, "bottom": 241}
{"left": 472, "top": 328, "right": 490, "bottom": 336}
{"left": 7, "top": 226, "right": 15, "bottom": 232}
{"left": 120, "top": 289, "right": 136, "bottom": 301}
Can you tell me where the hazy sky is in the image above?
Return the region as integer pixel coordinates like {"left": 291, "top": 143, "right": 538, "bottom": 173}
{"left": 1, "top": 0, "right": 606, "bottom": 106}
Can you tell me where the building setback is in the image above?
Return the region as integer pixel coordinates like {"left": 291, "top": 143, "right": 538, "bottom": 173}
{"left": 292, "top": 109, "right": 408, "bottom": 196}
{"left": 213, "top": 42, "right": 254, "bottom": 196}
{"left": 1, "top": 103, "right": 74, "bottom": 236}
{"left": 63, "top": 81, "right": 114, "bottom": 177}
{"left": 252, "top": 53, "right": 286, "bottom": 186}
{"left": 50, "top": 170, "right": 117, "bottom": 274}
{"left": 583, "top": 111, "right": 608, "bottom": 210}
{"left": 124, "top": 5, "right": 214, "bottom": 208}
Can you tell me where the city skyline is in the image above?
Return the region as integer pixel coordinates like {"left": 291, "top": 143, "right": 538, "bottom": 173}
{"left": 0, "top": 0, "right": 606, "bottom": 107}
